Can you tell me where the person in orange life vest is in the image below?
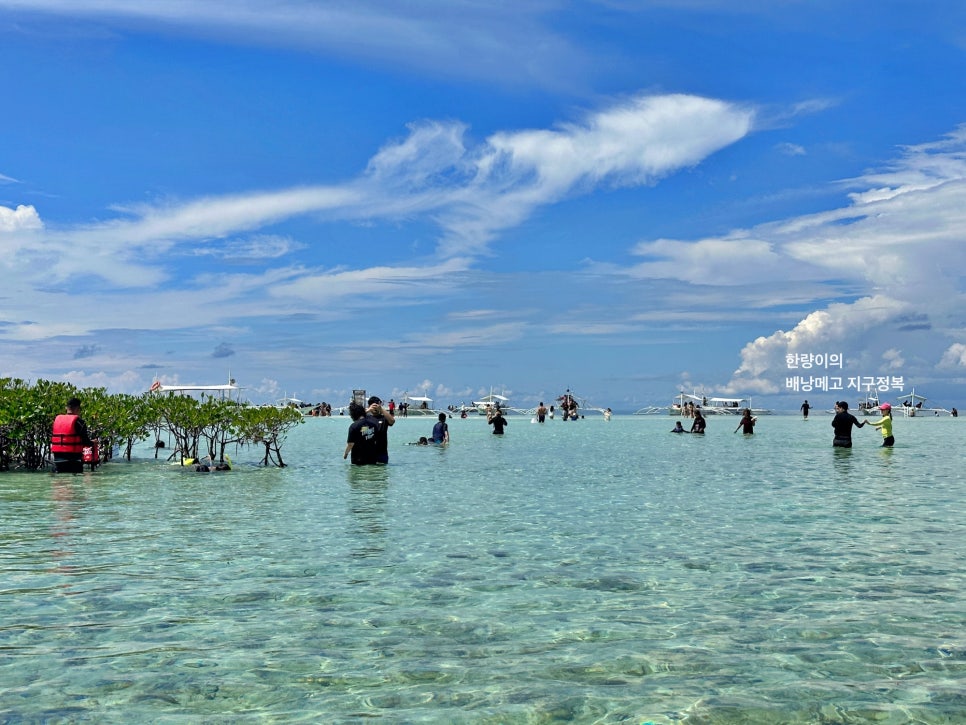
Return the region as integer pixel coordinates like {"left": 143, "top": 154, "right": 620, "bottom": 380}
{"left": 51, "top": 397, "right": 92, "bottom": 473}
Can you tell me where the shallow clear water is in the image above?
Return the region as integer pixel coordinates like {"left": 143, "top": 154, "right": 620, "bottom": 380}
{"left": 2, "top": 414, "right": 965, "bottom": 723}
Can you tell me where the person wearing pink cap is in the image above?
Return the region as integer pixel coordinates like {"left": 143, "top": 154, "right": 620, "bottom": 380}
{"left": 867, "top": 403, "right": 894, "bottom": 447}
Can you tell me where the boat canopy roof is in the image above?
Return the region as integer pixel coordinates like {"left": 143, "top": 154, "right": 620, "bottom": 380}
{"left": 405, "top": 396, "right": 433, "bottom": 402}
{"left": 677, "top": 392, "right": 747, "bottom": 404}
{"left": 153, "top": 384, "right": 239, "bottom": 393}
{"left": 475, "top": 394, "right": 509, "bottom": 403}
{"left": 896, "top": 391, "right": 927, "bottom": 402}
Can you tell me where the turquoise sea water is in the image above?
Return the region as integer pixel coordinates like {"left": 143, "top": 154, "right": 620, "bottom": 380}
{"left": 1, "top": 413, "right": 964, "bottom": 723}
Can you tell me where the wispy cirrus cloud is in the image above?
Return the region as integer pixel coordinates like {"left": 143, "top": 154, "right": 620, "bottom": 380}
{"left": 0, "top": 0, "right": 584, "bottom": 88}
{"left": 0, "top": 90, "right": 756, "bottom": 391}
{"left": 374, "top": 94, "right": 755, "bottom": 255}
{"left": 2, "top": 91, "right": 755, "bottom": 293}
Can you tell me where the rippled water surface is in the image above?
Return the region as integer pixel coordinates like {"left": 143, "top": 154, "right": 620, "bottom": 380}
{"left": 2, "top": 414, "right": 965, "bottom": 723}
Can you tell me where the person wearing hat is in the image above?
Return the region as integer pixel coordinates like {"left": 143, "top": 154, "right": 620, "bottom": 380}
{"left": 866, "top": 403, "right": 894, "bottom": 447}
{"left": 365, "top": 395, "right": 395, "bottom": 464}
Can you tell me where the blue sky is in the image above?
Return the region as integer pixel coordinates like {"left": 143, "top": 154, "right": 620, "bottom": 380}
{"left": 2, "top": 1, "right": 966, "bottom": 412}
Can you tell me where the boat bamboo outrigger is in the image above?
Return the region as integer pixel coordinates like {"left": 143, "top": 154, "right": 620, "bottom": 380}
{"left": 273, "top": 397, "right": 314, "bottom": 413}
{"left": 473, "top": 392, "right": 510, "bottom": 414}
{"left": 856, "top": 390, "right": 881, "bottom": 416}
{"left": 554, "top": 389, "right": 609, "bottom": 419}
{"left": 399, "top": 393, "right": 440, "bottom": 416}
{"left": 823, "top": 389, "right": 883, "bottom": 416}
{"left": 454, "top": 390, "right": 532, "bottom": 416}
{"left": 637, "top": 390, "right": 771, "bottom": 416}
{"left": 149, "top": 378, "right": 242, "bottom": 402}
{"left": 894, "top": 388, "right": 951, "bottom": 417}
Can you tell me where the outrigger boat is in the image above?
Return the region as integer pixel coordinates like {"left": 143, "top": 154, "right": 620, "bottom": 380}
{"left": 273, "top": 397, "right": 314, "bottom": 412}
{"left": 856, "top": 390, "right": 881, "bottom": 416}
{"left": 149, "top": 378, "right": 242, "bottom": 402}
{"left": 453, "top": 391, "right": 515, "bottom": 415}
{"left": 473, "top": 392, "right": 510, "bottom": 414}
{"left": 398, "top": 393, "right": 440, "bottom": 416}
{"left": 554, "top": 389, "right": 609, "bottom": 419}
{"left": 823, "top": 390, "right": 882, "bottom": 416}
{"left": 454, "top": 390, "right": 532, "bottom": 416}
{"left": 894, "top": 388, "right": 951, "bottom": 417}
{"left": 637, "top": 390, "right": 771, "bottom": 416}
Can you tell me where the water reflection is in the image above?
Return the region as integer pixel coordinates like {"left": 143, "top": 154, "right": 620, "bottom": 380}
{"left": 831, "top": 444, "right": 855, "bottom": 479}
{"left": 49, "top": 476, "right": 89, "bottom": 585}
{"left": 346, "top": 465, "right": 390, "bottom": 559}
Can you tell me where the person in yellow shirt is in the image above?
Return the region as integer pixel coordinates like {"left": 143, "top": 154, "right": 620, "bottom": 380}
{"left": 867, "top": 403, "right": 894, "bottom": 447}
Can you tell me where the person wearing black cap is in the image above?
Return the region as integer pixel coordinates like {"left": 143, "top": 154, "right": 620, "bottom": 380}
{"left": 831, "top": 400, "right": 866, "bottom": 447}
{"left": 366, "top": 395, "right": 395, "bottom": 464}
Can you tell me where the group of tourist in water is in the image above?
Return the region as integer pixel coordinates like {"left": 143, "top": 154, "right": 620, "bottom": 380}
{"left": 343, "top": 393, "right": 618, "bottom": 464}
{"left": 345, "top": 397, "right": 902, "bottom": 465}
{"left": 670, "top": 407, "right": 713, "bottom": 434}
{"left": 45, "top": 390, "right": 912, "bottom": 477}
{"left": 668, "top": 401, "right": 898, "bottom": 448}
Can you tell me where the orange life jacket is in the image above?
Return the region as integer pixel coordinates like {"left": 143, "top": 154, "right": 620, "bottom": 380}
{"left": 51, "top": 414, "right": 85, "bottom": 454}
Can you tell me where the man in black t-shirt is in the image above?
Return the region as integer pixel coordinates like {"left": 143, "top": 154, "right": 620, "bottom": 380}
{"left": 488, "top": 410, "right": 508, "bottom": 435}
{"left": 365, "top": 396, "right": 395, "bottom": 463}
{"left": 343, "top": 403, "right": 380, "bottom": 465}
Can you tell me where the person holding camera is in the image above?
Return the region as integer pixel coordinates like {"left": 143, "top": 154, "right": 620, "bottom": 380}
{"left": 366, "top": 396, "right": 395, "bottom": 464}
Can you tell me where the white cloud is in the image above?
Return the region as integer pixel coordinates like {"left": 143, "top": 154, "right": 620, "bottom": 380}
{"left": 940, "top": 343, "right": 966, "bottom": 368}
{"left": 487, "top": 94, "right": 753, "bottom": 193}
{"left": 359, "top": 94, "right": 755, "bottom": 256}
{"left": 627, "top": 236, "right": 783, "bottom": 285}
{"left": 446, "top": 309, "right": 504, "bottom": 321}
{"left": 547, "top": 321, "right": 639, "bottom": 335}
{"left": 592, "top": 127, "right": 966, "bottom": 394}
{"left": 0, "top": 204, "right": 43, "bottom": 232}
{"left": 790, "top": 98, "right": 838, "bottom": 116}
{"left": 728, "top": 295, "right": 911, "bottom": 393}
{"left": 3, "top": 92, "right": 752, "bottom": 294}
{"left": 0, "top": 91, "right": 754, "bottom": 365}
{"left": 776, "top": 142, "right": 806, "bottom": 156}
{"left": 881, "top": 348, "right": 905, "bottom": 369}
{"left": 189, "top": 234, "right": 303, "bottom": 260}
{"left": 0, "top": 189, "right": 361, "bottom": 289}
{"left": 0, "top": 0, "right": 583, "bottom": 88}
{"left": 381, "top": 322, "right": 528, "bottom": 351}
{"left": 56, "top": 368, "right": 145, "bottom": 393}
{"left": 270, "top": 258, "right": 473, "bottom": 305}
